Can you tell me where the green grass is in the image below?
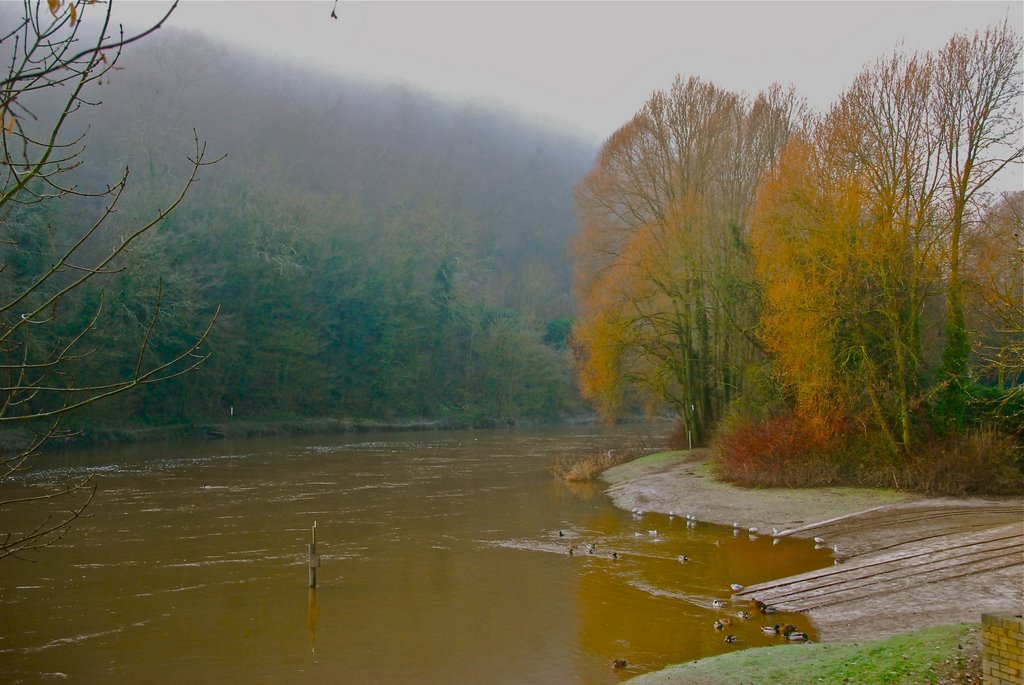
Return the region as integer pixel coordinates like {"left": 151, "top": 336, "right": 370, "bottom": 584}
{"left": 626, "top": 624, "right": 980, "bottom": 685}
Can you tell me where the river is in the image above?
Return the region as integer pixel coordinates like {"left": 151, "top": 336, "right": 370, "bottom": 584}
{"left": 0, "top": 426, "right": 830, "bottom": 683}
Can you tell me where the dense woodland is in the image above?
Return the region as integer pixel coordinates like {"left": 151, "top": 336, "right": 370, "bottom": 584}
{"left": 2, "top": 26, "right": 595, "bottom": 429}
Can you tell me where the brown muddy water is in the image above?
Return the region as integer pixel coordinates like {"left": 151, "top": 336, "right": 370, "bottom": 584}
{"left": 0, "top": 426, "right": 832, "bottom": 684}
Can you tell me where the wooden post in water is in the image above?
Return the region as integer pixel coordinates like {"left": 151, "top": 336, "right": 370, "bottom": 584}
{"left": 308, "top": 521, "right": 320, "bottom": 588}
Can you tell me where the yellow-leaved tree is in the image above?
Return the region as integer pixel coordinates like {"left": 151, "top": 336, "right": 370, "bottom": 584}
{"left": 572, "top": 77, "right": 802, "bottom": 442}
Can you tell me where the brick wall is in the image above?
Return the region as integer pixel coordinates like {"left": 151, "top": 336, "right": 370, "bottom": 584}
{"left": 984, "top": 613, "right": 1024, "bottom": 685}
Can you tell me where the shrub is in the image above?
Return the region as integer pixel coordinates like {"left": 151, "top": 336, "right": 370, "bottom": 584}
{"left": 550, "top": 442, "right": 658, "bottom": 482}
{"left": 896, "top": 427, "right": 1024, "bottom": 496}
{"left": 713, "top": 412, "right": 1023, "bottom": 495}
{"left": 711, "top": 412, "right": 846, "bottom": 488}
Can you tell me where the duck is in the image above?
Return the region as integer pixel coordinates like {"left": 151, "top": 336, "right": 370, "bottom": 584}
{"left": 611, "top": 551, "right": 619, "bottom": 559}
{"left": 568, "top": 544, "right": 578, "bottom": 556}
{"left": 813, "top": 536, "right": 825, "bottom": 544}
{"left": 786, "top": 631, "right": 809, "bottom": 642}
{"left": 713, "top": 620, "right": 726, "bottom": 631}
{"left": 587, "top": 543, "right": 597, "bottom": 554}
{"left": 730, "top": 583, "right": 744, "bottom": 591}
{"left": 736, "top": 611, "right": 750, "bottom": 620}
{"left": 724, "top": 634, "right": 738, "bottom": 643}
{"left": 781, "top": 624, "right": 798, "bottom": 635}
{"left": 712, "top": 599, "right": 726, "bottom": 608}
{"left": 677, "top": 555, "right": 689, "bottom": 563}
{"left": 611, "top": 658, "right": 628, "bottom": 670}
{"left": 761, "top": 624, "right": 780, "bottom": 635}
{"left": 648, "top": 530, "right": 658, "bottom": 537}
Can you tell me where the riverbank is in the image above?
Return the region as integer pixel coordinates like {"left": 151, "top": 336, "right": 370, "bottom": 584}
{"left": 1, "top": 413, "right": 625, "bottom": 454}
{"left": 602, "top": 449, "right": 1023, "bottom": 681}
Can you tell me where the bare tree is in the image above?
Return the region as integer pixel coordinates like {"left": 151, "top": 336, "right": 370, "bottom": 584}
{"left": 0, "top": 0, "right": 219, "bottom": 560}
{"left": 932, "top": 20, "right": 1024, "bottom": 430}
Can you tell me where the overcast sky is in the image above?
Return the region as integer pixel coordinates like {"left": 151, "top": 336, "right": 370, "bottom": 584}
{"left": 112, "top": 1, "right": 1021, "bottom": 138}
{"left": 109, "top": 1, "right": 1022, "bottom": 188}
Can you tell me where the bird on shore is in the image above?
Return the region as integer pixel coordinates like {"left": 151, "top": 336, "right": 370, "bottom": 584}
{"left": 813, "top": 536, "right": 826, "bottom": 544}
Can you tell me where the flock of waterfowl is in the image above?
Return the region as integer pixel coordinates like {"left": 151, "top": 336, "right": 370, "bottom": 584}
{"left": 558, "top": 508, "right": 821, "bottom": 673}
{"left": 710, "top": 600, "right": 810, "bottom": 646}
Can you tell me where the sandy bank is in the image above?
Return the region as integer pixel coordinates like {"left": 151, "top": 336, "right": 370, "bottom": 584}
{"left": 602, "top": 449, "right": 1023, "bottom": 642}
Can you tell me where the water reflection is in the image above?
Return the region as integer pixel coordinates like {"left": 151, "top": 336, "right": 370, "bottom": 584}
{"left": 0, "top": 427, "right": 831, "bottom": 684}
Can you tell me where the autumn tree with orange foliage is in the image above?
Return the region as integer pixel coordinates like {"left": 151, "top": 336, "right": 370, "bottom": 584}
{"left": 751, "top": 22, "right": 1022, "bottom": 458}
{"left": 572, "top": 77, "right": 802, "bottom": 443}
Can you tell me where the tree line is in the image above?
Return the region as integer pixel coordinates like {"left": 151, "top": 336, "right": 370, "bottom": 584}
{"left": 2, "top": 20, "right": 595, "bottom": 432}
{"left": 570, "top": 21, "right": 1022, "bottom": 485}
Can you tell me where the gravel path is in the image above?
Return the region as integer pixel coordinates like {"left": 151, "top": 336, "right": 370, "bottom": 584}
{"left": 602, "top": 449, "right": 1024, "bottom": 642}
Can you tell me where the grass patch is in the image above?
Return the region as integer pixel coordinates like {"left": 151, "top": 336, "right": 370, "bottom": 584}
{"left": 627, "top": 623, "right": 981, "bottom": 685}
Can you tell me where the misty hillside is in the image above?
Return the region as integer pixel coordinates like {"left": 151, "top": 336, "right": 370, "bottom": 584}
{"left": 84, "top": 28, "right": 597, "bottom": 316}
{"left": 7, "top": 27, "right": 599, "bottom": 425}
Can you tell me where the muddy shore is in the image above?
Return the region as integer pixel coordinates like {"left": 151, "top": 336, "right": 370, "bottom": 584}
{"left": 602, "top": 449, "right": 1023, "bottom": 643}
